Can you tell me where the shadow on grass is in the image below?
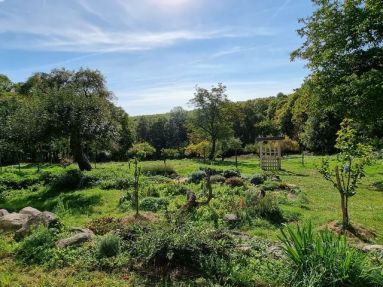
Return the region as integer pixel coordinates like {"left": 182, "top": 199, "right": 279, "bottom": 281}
{"left": 1, "top": 187, "right": 101, "bottom": 216}
{"left": 372, "top": 181, "right": 383, "bottom": 192}
{"left": 277, "top": 169, "right": 308, "bottom": 177}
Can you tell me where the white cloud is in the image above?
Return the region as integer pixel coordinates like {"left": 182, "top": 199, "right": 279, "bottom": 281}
{"left": 0, "top": 0, "right": 271, "bottom": 52}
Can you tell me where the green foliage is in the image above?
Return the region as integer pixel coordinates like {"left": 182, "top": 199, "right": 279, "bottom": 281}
{"left": 100, "top": 177, "right": 133, "bottom": 190}
{"left": 96, "top": 233, "right": 121, "bottom": 258}
{"left": 250, "top": 174, "right": 265, "bottom": 185}
{"left": 279, "top": 223, "right": 383, "bottom": 287}
{"left": 141, "top": 163, "right": 176, "bottom": 177}
{"left": 188, "top": 83, "right": 234, "bottom": 160}
{"left": 189, "top": 170, "right": 206, "bottom": 183}
{"left": 248, "top": 194, "right": 284, "bottom": 224}
{"left": 49, "top": 169, "right": 98, "bottom": 190}
{"left": 210, "top": 174, "right": 226, "bottom": 184}
{"left": 128, "top": 142, "right": 156, "bottom": 160}
{"left": 223, "top": 169, "right": 240, "bottom": 178}
{"left": 319, "top": 118, "right": 373, "bottom": 227}
{"left": 16, "top": 226, "right": 57, "bottom": 264}
{"left": 140, "top": 197, "right": 169, "bottom": 212}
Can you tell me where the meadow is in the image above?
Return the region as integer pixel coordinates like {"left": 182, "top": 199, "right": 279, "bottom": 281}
{"left": 0, "top": 155, "right": 382, "bottom": 286}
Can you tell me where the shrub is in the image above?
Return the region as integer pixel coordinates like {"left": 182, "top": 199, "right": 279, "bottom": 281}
{"left": 48, "top": 169, "right": 97, "bottom": 190}
{"left": 279, "top": 224, "right": 383, "bottom": 287}
{"left": 260, "top": 181, "right": 280, "bottom": 191}
{"left": 87, "top": 217, "right": 120, "bottom": 235}
{"left": 247, "top": 194, "right": 284, "bottom": 224}
{"left": 140, "top": 197, "right": 169, "bottom": 212}
{"left": 210, "top": 175, "right": 226, "bottom": 184}
{"left": 163, "top": 184, "right": 189, "bottom": 196}
{"left": 189, "top": 170, "right": 206, "bottom": 183}
{"left": 225, "top": 177, "right": 244, "bottom": 187}
{"left": 223, "top": 169, "right": 240, "bottom": 179}
{"left": 16, "top": 226, "right": 57, "bottom": 264}
{"left": 250, "top": 174, "right": 265, "bottom": 185}
{"left": 96, "top": 233, "right": 121, "bottom": 258}
{"left": 141, "top": 164, "right": 176, "bottom": 177}
{"left": 100, "top": 177, "right": 133, "bottom": 190}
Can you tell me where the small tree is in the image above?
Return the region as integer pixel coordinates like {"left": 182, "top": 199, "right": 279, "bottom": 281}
{"left": 132, "top": 158, "right": 141, "bottom": 217}
{"left": 319, "top": 119, "right": 372, "bottom": 229}
{"left": 128, "top": 142, "right": 155, "bottom": 160}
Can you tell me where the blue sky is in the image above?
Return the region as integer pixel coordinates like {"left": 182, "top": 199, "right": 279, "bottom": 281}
{"left": 0, "top": 0, "right": 314, "bottom": 115}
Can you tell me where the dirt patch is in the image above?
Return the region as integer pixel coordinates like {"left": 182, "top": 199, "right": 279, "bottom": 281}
{"left": 121, "top": 212, "right": 159, "bottom": 225}
{"left": 322, "top": 221, "right": 376, "bottom": 243}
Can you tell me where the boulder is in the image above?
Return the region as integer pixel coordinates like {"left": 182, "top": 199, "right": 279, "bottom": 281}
{"left": 0, "top": 213, "right": 30, "bottom": 231}
{"left": 15, "top": 211, "right": 59, "bottom": 239}
{"left": 0, "top": 209, "right": 9, "bottom": 217}
{"left": 223, "top": 213, "right": 240, "bottom": 223}
{"left": 362, "top": 244, "right": 383, "bottom": 253}
{"left": 19, "top": 207, "right": 41, "bottom": 217}
{"left": 56, "top": 228, "right": 94, "bottom": 248}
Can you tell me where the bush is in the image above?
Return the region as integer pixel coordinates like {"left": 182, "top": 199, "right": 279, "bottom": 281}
{"left": 96, "top": 233, "right": 121, "bottom": 258}
{"left": 279, "top": 224, "right": 383, "bottom": 287}
{"left": 247, "top": 194, "right": 284, "bottom": 224}
{"left": 189, "top": 170, "right": 206, "bottom": 183}
{"left": 100, "top": 177, "right": 133, "bottom": 190}
{"left": 16, "top": 226, "right": 57, "bottom": 264}
{"left": 141, "top": 164, "right": 176, "bottom": 177}
{"left": 48, "top": 169, "right": 98, "bottom": 190}
{"left": 87, "top": 217, "right": 120, "bottom": 235}
{"left": 223, "top": 169, "right": 241, "bottom": 178}
{"left": 210, "top": 175, "right": 226, "bottom": 184}
{"left": 225, "top": 177, "right": 244, "bottom": 187}
{"left": 250, "top": 174, "right": 265, "bottom": 185}
{"left": 140, "top": 197, "right": 169, "bottom": 212}
{"left": 163, "top": 184, "right": 189, "bottom": 196}
{"left": 260, "top": 181, "right": 280, "bottom": 191}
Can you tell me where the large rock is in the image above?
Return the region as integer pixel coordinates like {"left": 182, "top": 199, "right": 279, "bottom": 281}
{"left": 15, "top": 211, "right": 59, "bottom": 239}
{"left": 224, "top": 213, "right": 240, "bottom": 223}
{"left": 19, "top": 207, "right": 41, "bottom": 217}
{"left": 0, "top": 213, "right": 30, "bottom": 231}
{"left": 0, "top": 209, "right": 9, "bottom": 217}
{"left": 56, "top": 228, "right": 94, "bottom": 248}
{"left": 362, "top": 245, "right": 383, "bottom": 253}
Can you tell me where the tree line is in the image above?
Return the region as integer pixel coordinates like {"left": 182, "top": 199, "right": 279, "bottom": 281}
{"left": 0, "top": 0, "right": 382, "bottom": 170}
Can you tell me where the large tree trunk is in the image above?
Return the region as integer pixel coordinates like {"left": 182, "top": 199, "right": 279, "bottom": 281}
{"left": 209, "top": 138, "right": 216, "bottom": 160}
{"left": 70, "top": 133, "right": 92, "bottom": 171}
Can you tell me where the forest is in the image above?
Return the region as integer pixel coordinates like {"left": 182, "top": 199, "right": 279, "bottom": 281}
{"left": 0, "top": 0, "right": 383, "bottom": 286}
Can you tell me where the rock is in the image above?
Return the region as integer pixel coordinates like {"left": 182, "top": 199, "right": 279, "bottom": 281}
{"left": 266, "top": 245, "right": 285, "bottom": 259}
{"left": 0, "top": 209, "right": 9, "bottom": 217}
{"left": 362, "top": 245, "right": 383, "bottom": 253}
{"left": 237, "top": 244, "right": 252, "bottom": 253}
{"left": 271, "top": 175, "right": 281, "bottom": 182}
{"left": 56, "top": 228, "right": 93, "bottom": 248}
{"left": 0, "top": 213, "right": 30, "bottom": 231}
{"left": 19, "top": 207, "right": 41, "bottom": 217}
{"left": 15, "top": 211, "right": 59, "bottom": 239}
{"left": 223, "top": 213, "right": 239, "bottom": 223}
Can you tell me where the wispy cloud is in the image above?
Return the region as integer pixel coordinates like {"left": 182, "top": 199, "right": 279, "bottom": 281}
{"left": 0, "top": 0, "right": 272, "bottom": 52}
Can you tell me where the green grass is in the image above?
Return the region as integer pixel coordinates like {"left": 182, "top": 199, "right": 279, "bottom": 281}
{"left": 0, "top": 156, "right": 382, "bottom": 286}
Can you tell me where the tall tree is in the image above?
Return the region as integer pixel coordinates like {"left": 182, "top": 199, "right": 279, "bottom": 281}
{"left": 23, "top": 68, "right": 117, "bottom": 171}
{"left": 188, "top": 83, "right": 233, "bottom": 160}
{"left": 292, "top": 0, "right": 383, "bottom": 144}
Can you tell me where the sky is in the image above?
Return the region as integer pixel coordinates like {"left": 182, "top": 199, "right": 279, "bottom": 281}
{"left": 0, "top": 0, "right": 314, "bottom": 115}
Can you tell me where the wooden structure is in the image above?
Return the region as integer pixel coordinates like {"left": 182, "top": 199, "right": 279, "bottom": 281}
{"left": 256, "top": 136, "right": 284, "bottom": 170}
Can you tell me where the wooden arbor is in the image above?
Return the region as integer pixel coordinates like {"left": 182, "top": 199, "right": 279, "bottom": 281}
{"left": 256, "top": 136, "right": 284, "bottom": 170}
